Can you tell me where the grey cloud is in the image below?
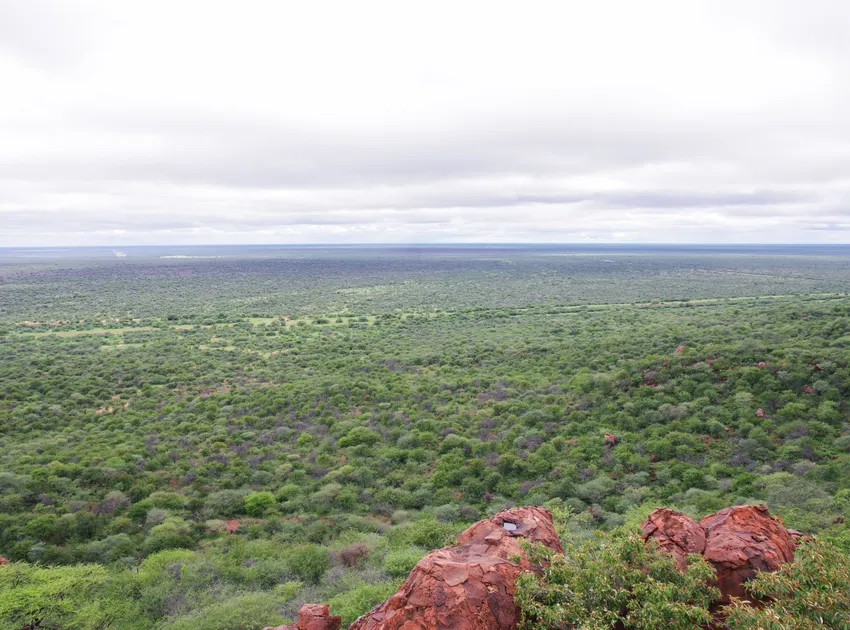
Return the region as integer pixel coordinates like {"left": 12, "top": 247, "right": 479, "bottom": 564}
{"left": 1, "top": 1, "right": 850, "bottom": 245}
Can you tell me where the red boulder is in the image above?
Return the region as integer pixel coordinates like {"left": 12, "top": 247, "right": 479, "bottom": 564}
{"left": 349, "top": 546, "right": 525, "bottom": 630}
{"left": 455, "top": 505, "right": 564, "bottom": 568}
{"left": 349, "top": 506, "right": 561, "bottom": 630}
{"left": 641, "top": 508, "right": 706, "bottom": 569}
{"left": 264, "top": 604, "right": 341, "bottom": 630}
{"left": 700, "top": 505, "right": 795, "bottom": 602}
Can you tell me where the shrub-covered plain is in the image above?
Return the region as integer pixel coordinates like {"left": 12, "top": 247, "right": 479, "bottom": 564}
{"left": 2, "top": 246, "right": 850, "bottom": 628}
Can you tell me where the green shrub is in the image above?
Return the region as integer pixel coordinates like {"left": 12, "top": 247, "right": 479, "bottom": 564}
{"left": 286, "top": 544, "right": 330, "bottom": 584}
{"left": 0, "top": 562, "right": 111, "bottom": 630}
{"left": 83, "top": 533, "right": 136, "bottom": 563}
{"left": 275, "top": 484, "right": 301, "bottom": 502}
{"left": 244, "top": 491, "right": 276, "bottom": 517}
{"left": 338, "top": 427, "right": 380, "bottom": 448}
{"left": 383, "top": 547, "right": 425, "bottom": 577}
{"left": 328, "top": 579, "right": 399, "bottom": 626}
{"left": 724, "top": 538, "right": 850, "bottom": 629}
{"left": 390, "top": 518, "right": 457, "bottom": 549}
{"left": 148, "top": 491, "right": 188, "bottom": 510}
{"left": 164, "top": 592, "right": 287, "bottom": 630}
{"left": 142, "top": 518, "right": 195, "bottom": 555}
{"left": 516, "top": 527, "right": 718, "bottom": 630}
{"left": 204, "top": 489, "right": 249, "bottom": 518}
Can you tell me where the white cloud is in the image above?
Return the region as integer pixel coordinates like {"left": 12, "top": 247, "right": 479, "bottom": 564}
{"left": 0, "top": 0, "right": 849, "bottom": 245}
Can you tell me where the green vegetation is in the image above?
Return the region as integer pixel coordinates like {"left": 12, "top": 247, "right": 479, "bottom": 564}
{"left": 517, "top": 510, "right": 718, "bottom": 630}
{"left": 724, "top": 538, "right": 850, "bottom": 628}
{"left": 517, "top": 510, "right": 850, "bottom": 630}
{"left": 2, "top": 245, "right": 850, "bottom": 627}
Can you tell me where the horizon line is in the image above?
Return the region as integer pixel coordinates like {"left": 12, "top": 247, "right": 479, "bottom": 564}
{"left": 3, "top": 242, "right": 850, "bottom": 249}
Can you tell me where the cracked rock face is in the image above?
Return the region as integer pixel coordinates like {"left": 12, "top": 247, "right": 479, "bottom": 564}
{"left": 700, "top": 504, "right": 796, "bottom": 602}
{"left": 642, "top": 504, "right": 796, "bottom": 603}
{"left": 641, "top": 507, "right": 706, "bottom": 569}
{"left": 348, "top": 506, "right": 561, "bottom": 630}
{"left": 455, "top": 505, "right": 564, "bottom": 569}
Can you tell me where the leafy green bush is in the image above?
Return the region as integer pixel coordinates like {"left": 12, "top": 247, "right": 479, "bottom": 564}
{"left": 285, "top": 544, "right": 330, "bottom": 584}
{"left": 390, "top": 518, "right": 458, "bottom": 549}
{"left": 516, "top": 527, "right": 719, "bottom": 630}
{"left": 244, "top": 491, "right": 276, "bottom": 517}
{"left": 0, "top": 562, "right": 111, "bottom": 629}
{"left": 724, "top": 539, "right": 850, "bottom": 629}
{"left": 338, "top": 427, "right": 380, "bottom": 448}
{"left": 204, "top": 490, "right": 249, "bottom": 518}
{"left": 382, "top": 547, "right": 426, "bottom": 577}
{"left": 148, "top": 491, "right": 189, "bottom": 510}
{"left": 164, "top": 592, "right": 287, "bottom": 630}
{"left": 327, "top": 579, "right": 399, "bottom": 626}
{"left": 83, "top": 533, "right": 136, "bottom": 564}
{"left": 142, "top": 518, "right": 195, "bottom": 555}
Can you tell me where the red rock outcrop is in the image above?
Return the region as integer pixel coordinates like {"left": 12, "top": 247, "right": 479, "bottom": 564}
{"left": 348, "top": 506, "right": 561, "bottom": 630}
{"left": 273, "top": 504, "right": 800, "bottom": 630}
{"left": 641, "top": 507, "right": 706, "bottom": 569}
{"left": 264, "top": 604, "right": 341, "bottom": 630}
{"left": 0, "top": 556, "right": 8, "bottom": 564}
{"left": 641, "top": 505, "right": 796, "bottom": 602}
{"left": 700, "top": 504, "right": 796, "bottom": 602}
{"left": 455, "top": 505, "right": 564, "bottom": 568}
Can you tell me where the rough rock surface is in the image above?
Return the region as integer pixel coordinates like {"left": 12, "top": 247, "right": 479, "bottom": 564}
{"left": 455, "top": 505, "right": 564, "bottom": 568}
{"left": 348, "top": 506, "right": 561, "bottom": 630}
{"left": 641, "top": 507, "right": 706, "bottom": 569}
{"left": 264, "top": 604, "right": 341, "bottom": 630}
{"left": 700, "top": 504, "right": 796, "bottom": 602}
{"left": 642, "top": 505, "right": 796, "bottom": 602}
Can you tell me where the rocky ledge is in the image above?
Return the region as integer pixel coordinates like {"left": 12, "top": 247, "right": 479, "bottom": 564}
{"left": 268, "top": 504, "right": 799, "bottom": 630}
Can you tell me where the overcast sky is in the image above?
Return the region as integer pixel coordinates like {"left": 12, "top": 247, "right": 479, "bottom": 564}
{"left": 1, "top": 1, "right": 849, "bottom": 245}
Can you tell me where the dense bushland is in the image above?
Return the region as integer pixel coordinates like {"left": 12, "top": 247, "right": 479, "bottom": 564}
{"left": 2, "top": 247, "right": 850, "bottom": 627}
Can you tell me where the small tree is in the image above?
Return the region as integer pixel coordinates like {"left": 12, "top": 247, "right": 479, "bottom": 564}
{"left": 286, "top": 544, "right": 330, "bottom": 584}
{"left": 244, "top": 491, "right": 276, "bottom": 517}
